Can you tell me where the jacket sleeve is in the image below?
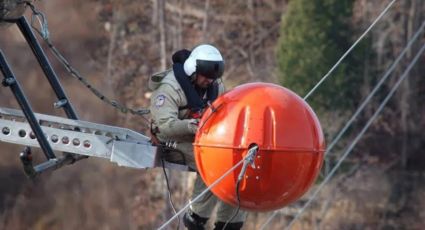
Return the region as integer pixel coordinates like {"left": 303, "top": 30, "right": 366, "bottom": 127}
{"left": 150, "top": 84, "right": 198, "bottom": 137}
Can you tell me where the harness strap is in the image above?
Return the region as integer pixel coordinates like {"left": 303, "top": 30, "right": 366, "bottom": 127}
{"left": 173, "top": 63, "right": 219, "bottom": 112}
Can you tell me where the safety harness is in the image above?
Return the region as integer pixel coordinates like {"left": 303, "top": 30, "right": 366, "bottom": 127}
{"left": 173, "top": 63, "right": 218, "bottom": 114}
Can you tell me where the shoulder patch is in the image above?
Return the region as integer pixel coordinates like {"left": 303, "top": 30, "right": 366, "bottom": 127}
{"left": 155, "top": 94, "right": 166, "bottom": 108}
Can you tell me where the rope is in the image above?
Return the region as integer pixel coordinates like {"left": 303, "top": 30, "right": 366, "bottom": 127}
{"left": 260, "top": 42, "right": 425, "bottom": 230}
{"left": 25, "top": 2, "right": 150, "bottom": 121}
{"left": 303, "top": 0, "right": 397, "bottom": 101}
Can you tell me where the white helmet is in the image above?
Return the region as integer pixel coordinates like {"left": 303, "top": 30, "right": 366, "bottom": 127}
{"left": 183, "top": 44, "right": 224, "bottom": 79}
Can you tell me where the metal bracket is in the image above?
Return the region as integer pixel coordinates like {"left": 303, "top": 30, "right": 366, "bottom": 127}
{"left": 0, "top": 15, "right": 189, "bottom": 178}
{"left": 0, "top": 15, "right": 86, "bottom": 178}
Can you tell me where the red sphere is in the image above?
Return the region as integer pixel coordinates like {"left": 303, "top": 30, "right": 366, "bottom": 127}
{"left": 193, "top": 83, "right": 325, "bottom": 212}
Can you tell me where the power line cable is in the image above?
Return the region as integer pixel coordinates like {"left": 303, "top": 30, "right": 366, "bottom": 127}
{"left": 22, "top": 5, "right": 252, "bottom": 228}
{"left": 157, "top": 158, "right": 243, "bottom": 229}
{"left": 260, "top": 19, "right": 425, "bottom": 228}
{"left": 8, "top": 1, "right": 399, "bottom": 229}
{"left": 320, "top": 18, "right": 425, "bottom": 188}
{"left": 303, "top": 0, "right": 397, "bottom": 100}
{"left": 261, "top": 3, "right": 424, "bottom": 228}
{"left": 158, "top": 1, "right": 398, "bottom": 228}
{"left": 285, "top": 42, "right": 425, "bottom": 230}
{"left": 157, "top": 145, "right": 258, "bottom": 230}
{"left": 324, "top": 20, "right": 425, "bottom": 157}
{"left": 222, "top": 145, "right": 258, "bottom": 230}
{"left": 23, "top": 0, "right": 395, "bottom": 227}
{"left": 161, "top": 158, "right": 180, "bottom": 230}
{"left": 260, "top": 42, "right": 425, "bottom": 230}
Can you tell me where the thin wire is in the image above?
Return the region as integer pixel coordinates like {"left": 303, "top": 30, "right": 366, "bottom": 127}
{"left": 285, "top": 43, "right": 425, "bottom": 230}
{"left": 157, "top": 158, "right": 246, "bottom": 230}
{"left": 26, "top": 0, "right": 399, "bottom": 228}
{"left": 25, "top": 2, "right": 151, "bottom": 122}
{"left": 261, "top": 43, "right": 425, "bottom": 230}
{"left": 222, "top": 145, "right": 257, "bottom": 229}
{"left": 262, "top": 2, "right": 414, "bottom": 228}
{"left": 222, "top": 180, "right": 241, "bottom": 230}
{"left": 44, "top": 35, "right": 151, "bottom": 119}
{"left": 325, "top": 20, "right": 425, "bottom": 157}
{"left": 262, "top": 1, "right": 403, "bottom": 228}
{"left": 303, "top": 0, "right": 397, "bottom": 100}
{"left": 23, "top": 5, "right": 255, "bottom": 230}
{"left": 159, "top": 1, "right": 398, "bottom": 227}
{"left": 161, "top": 158, "right": 180, "bottom": 230}
{"left": 282, "top": 19, "right": 424, "bottom": 226}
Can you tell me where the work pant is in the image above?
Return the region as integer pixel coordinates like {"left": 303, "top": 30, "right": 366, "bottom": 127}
{"left": 165, "top": 142, "right": 247, "bottom": 223}
{"left": 191, "top": 174, "right": 247, "bottom": 223}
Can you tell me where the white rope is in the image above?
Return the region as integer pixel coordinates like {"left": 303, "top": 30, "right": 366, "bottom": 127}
{"left": 261, "top": 42, "right": 425, "bottom": 230}
{"left": 303, "top": 0, "right": 397, "bottom": 100}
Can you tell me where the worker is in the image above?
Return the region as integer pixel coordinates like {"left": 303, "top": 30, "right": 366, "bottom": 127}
{"left": 149, "top": 44, "right": 247, "bottom": 229}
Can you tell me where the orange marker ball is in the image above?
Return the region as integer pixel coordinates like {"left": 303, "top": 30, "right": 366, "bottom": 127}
{"left": 194, "top": 83, "right": 325, "bottom": 211}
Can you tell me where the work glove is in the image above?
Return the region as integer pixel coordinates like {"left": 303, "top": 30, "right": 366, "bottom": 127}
{"left": 188, "top": 118, "right": 200, "bottom": 134}
{"left": 189, "top": 110, "right": 204, "bottom": 119}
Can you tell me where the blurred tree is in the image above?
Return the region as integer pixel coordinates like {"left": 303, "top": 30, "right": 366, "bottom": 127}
{"left": 277, "top": 0, "right": 365, "bottom": 112}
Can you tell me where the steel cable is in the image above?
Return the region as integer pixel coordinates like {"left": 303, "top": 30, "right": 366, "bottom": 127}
{"left": 20, "top": 1, "right": 404, "bottom": 229}
{"left": 260, "top": 42, "right": 425, "bottom": 230}
{"left": 158, "top": 1, "right": 399, "bottom": 228}
{"left": 303, "top": 0, "right": 397, "bottom": 100}
{"left": 25, "top": 2, "right": 151, "bottom": 121}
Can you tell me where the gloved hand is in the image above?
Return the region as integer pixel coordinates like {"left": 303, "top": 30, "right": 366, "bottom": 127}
{"left": 189, "top": 110, "right": 204, "bottom": 119}
{"left": 187, "top": 118, "right": 200, "bottom": 134}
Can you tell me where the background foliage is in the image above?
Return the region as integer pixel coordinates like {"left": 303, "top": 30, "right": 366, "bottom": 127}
{"left": 0, "top": 0, "right": 424, "bottom": 229}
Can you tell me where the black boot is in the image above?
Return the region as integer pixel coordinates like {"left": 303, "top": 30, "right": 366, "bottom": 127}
{"left": 183, "top": 210, "right": 209, "bottom": 230}
{"left": 213, "top": 221, "right": 243, "bottom": 230}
